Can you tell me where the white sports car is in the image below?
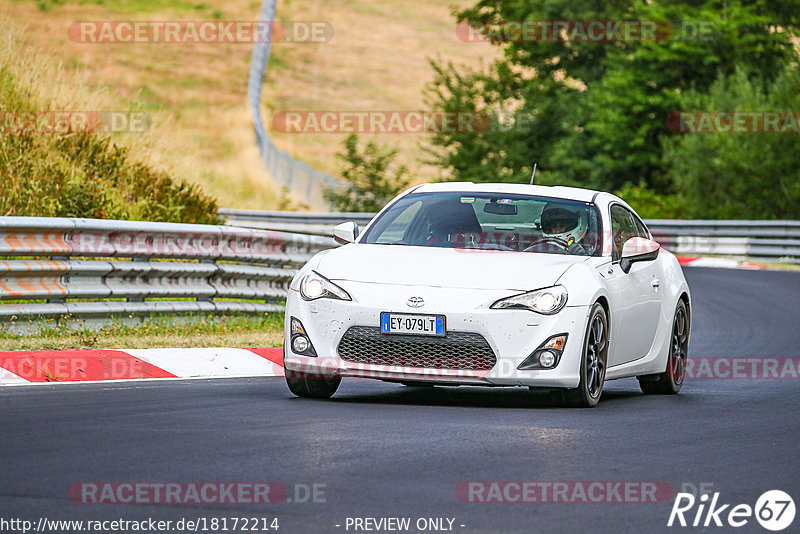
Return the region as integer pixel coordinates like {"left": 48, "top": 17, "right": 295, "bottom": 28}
{"left": 284, "top": 183, "right": 691, "bottom": 407}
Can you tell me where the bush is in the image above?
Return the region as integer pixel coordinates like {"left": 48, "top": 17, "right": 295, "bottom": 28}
{"left": 614, "top": 183, "right": 690, "bottom": 220}
{"left": 0, "top": 65, "right": 221, "bottom": 224}
{"left": 323, "top": 134, "right": 411, "bottom": 212}
{"left": 663, "top": 67, "right": 800, "bottom": 219}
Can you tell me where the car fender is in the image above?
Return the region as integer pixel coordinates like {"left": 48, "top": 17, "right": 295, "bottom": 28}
{"left": 659, "top": 249, "right": 692, "bottom": 319}
{"left": 657, "top": 250, "right": 692, "bottom": 361}
{"left": 555, "top": 262, "right": 611, "bottom": 310}
{"left": 556, "top": 262, "right": 615, "bottom": 360}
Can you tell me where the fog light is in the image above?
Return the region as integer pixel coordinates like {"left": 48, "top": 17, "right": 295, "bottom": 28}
{"left": 289, "top": 316, "right": 317, "bottom": 356}
{"left": 517, "top": 333, "right": 568, "bottom": 370}
{"left": 539, "top": 350, "right": 556, "bottom": 368}
{"left": 292, "top": 335, "right": 310, "bottom": 353}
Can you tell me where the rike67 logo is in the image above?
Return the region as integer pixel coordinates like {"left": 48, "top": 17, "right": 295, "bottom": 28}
{"left": 668, "top": 490, "right": 795, "bottom": 531}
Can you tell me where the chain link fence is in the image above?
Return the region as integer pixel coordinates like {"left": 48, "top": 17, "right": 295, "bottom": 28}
{"left": 248, "top": 0, "right": 338, "bottom": 208}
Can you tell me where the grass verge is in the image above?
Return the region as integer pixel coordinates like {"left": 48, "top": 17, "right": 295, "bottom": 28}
{"left": 0, "top": 313, "right": 285, "bottom": 351}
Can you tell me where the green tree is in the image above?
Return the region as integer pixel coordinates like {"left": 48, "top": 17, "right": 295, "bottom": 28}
{"left": 663, "top": 67, "right": 800, "bottom": 219}
{"left": 324, "top": 134, "right": 411, "bottom": 212}
{"left": 427, "top": 0, "right": 799, "bottom": 200}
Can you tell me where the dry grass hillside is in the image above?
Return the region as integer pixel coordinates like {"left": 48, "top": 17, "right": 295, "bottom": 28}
{"left": 2, "top": 0, "right": 495, "bottom": 209}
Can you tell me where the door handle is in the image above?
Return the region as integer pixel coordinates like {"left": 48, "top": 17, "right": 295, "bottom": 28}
{"left": 651, "top": 278, "right": 661, "bottom": 288}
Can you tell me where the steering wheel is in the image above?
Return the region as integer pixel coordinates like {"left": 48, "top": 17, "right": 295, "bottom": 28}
{"left": 495, "top": 233, "right": 518, "bottom": 251}
{"left": 457, "top": 231, "right": 518, "bottom": 251}
{"left": 523, "top": 237, "right": 573, "bottom": 253}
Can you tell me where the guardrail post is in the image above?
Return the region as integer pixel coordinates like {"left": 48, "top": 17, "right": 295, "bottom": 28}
{"left": 127, "top": 257, "right": 149, "bottom": 303}
{"left": 198, "top": 258, "right": 216, "bottom": 303}
{"left": 47, "top": 256, "right": 69, "bottom": 303}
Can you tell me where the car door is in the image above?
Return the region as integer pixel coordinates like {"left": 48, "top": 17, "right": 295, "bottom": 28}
{"left": 606, "top": 205, "right": 663, "bottom": 366}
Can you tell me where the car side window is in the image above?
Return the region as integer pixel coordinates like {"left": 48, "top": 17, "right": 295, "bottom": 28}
{"left": 610, "top": 205, "right": 637, "bottom": 261}
{"left": 631, "top": 215, "right": 649, "bottom": 240}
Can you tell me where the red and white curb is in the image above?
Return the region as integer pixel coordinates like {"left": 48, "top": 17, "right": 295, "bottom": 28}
{"left": 676, "top": 256, "right": 765, "bottom": 270}
{"left": 0, "top": 347, "right": 284, "bottom": 385}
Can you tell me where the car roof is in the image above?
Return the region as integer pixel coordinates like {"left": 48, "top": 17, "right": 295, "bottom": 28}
{"left": 411, "top": 182, "right": 606, "bottom": 204}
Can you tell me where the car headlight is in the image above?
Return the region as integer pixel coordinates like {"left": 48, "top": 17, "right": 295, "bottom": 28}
{"left": 299, "top": 271, "right": 351, "bottom": 301}
{"left": 490, "top": 285, "right": 568, "bottom": 315}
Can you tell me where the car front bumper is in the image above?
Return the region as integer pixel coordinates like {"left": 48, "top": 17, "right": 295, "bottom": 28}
{"left": 284, "top": 281, "right": 590, "bottom": 389}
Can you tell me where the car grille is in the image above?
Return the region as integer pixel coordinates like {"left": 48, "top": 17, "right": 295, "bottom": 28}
{"left": 337, "top": 326, "right": 497, "bottom": 371}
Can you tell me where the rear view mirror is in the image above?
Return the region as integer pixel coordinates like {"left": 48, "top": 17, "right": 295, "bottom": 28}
{"left": 333, "top": 221, "right": 359, "bottom": 244}
{"left": 484, "top": 202, "right": 517, "bottom": 215}
{"left": 620, "top": 237, "right": 660, "bottom": 273}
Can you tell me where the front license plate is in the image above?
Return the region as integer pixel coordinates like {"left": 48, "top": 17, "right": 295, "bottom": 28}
{"left": 380, "top": 312, "right": 446, "bottom": 336}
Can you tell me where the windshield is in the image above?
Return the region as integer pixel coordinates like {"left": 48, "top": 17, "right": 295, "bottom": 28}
{"left": 360, "top": 192, "right": 602, "bottom": 256}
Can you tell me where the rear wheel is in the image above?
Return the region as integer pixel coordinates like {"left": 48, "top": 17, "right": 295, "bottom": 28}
{"left": 562, "top": 303, "right": 608, "bottom": 408}
{"left": 286, "top": 369, "right": 341, "bottom": 399}
{"left": 639, "top": 300, "right": 689, "bottom": 395}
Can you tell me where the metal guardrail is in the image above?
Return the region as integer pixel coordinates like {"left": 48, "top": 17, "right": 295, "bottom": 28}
{"left": 220, "top": 209, "right": 374, "bottom": 236}
{"left": 0, "top": 217, "right": 334, "bottom": 321}
{"left": 647, "top": 220, "right": 800, "bottom": 262}
{"left": 3, "top": 213, "right": 796, "bottom": 324}
{"left": 221, "top": 210, "right": 800, "bottom": 263}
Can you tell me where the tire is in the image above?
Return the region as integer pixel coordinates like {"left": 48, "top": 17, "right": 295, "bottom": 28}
{"left": 562, "top": 303, "right": 609, "bottom": 408}
{"left": 285, "top": 369, "right": 341, "bottom": 399}
{"left": 639, "top": 300, "right": 689, "bottom": 395}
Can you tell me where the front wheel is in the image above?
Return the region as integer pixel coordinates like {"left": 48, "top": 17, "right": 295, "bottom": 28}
{"left": 562, "top": 303, "right": 608, "bottom": 408}
{"left": 286, "top": 369, "right": 341, "bottom": 399}
{"left": 639, "top": 300, "right": 689, "bottom": 395}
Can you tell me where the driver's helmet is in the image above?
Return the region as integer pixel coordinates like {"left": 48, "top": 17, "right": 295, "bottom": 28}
{"left": 540, "top": 203, "right": 588, "bottom": 247}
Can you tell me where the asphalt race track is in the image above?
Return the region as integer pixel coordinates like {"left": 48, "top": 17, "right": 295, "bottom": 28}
{"left": 2, "top": 267, "right": 799, "bottom": 534}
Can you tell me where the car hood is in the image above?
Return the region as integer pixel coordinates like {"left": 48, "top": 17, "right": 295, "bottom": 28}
{"left": 316, "top": 244, "right": 587, "bottom": 291}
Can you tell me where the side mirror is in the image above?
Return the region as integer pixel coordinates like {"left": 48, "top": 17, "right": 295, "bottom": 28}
{"left": 333, "top": 221, "right": 359, "bottom": 245}
{"left": 620, "top": 237, "right": 660, "bottom": 274}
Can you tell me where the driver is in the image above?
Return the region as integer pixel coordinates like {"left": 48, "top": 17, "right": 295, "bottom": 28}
{"left": 537, "top": 203, "right": 588, "bottom": 254}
